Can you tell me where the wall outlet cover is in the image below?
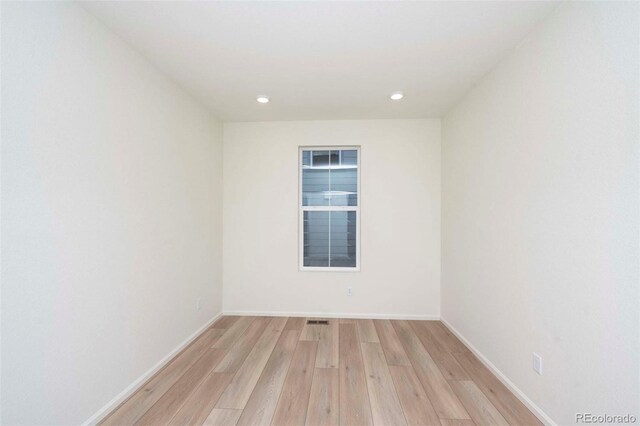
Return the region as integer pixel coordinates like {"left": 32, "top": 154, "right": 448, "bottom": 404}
{"left": 533, "top": 353, "right": 542, "bottom": 375}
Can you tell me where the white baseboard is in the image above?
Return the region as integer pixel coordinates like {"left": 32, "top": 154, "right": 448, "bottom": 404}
{"left": 222, "top": 310, "right": 440, "bottom": 320}
{"left": 440, "top": 317, "right": 556, "bottom": 426}
{"left": 82, "top": 312, "right": 223, "bottom": 426}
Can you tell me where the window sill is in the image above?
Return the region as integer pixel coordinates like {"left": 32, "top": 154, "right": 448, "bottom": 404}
{"left": 299, "top": 266, "right": 360, "bottom": 272}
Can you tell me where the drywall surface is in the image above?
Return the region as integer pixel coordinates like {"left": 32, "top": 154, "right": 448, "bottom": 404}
{"left": 1, "top": 3, "right": 223, "bottom": 424}
{"left": 442, "top": 2, "right": 639, "bottom": 424}
{"left": 223, "top": 119, "right": 441, "bottom": 318}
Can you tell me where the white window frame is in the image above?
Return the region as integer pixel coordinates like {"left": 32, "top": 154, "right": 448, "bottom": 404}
{"left": 299, "top": 146, "right": 361, "bottom": 272}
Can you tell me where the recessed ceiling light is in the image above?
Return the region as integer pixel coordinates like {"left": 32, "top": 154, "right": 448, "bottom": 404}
{"left": 256, "top": 96, "right": 270, "bottom": 104}
{"left": 390, "top": 92, "right": 404, "bottom": 101}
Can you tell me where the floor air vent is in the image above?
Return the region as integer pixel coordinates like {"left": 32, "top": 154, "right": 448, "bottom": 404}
{"left": 307, "top": 319, "right": 329, "bottom": 325}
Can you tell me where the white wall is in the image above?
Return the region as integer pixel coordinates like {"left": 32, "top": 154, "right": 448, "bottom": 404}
{"left": 223, "top": 120, "right": 441, "bottom": 318}
{"left": 442, "top": 2, "right": 639, "bottom": 424}
{"left": 1, "top": 3, "right": 223, "bottom": 424}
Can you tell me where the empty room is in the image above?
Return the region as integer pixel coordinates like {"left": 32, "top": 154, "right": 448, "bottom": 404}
{"left": 1, "top": 1, "right": 638, "bottom": 425}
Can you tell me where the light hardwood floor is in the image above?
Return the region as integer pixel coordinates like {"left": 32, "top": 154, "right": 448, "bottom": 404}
{"left": 101, "top": 317, "right": 542, "bottom": 426}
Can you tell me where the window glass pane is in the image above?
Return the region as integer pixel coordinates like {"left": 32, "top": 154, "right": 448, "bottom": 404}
{"left": 311, "top": 150, "right": 337, "bottom": 166}
{"left": 329, "top": 167, "right": 357, "bottom": 206}
{"left": 330, "top": 211, "right": 357, "bottom": 267}
{"left": 302, "top": 149, "right": 358, "bottom": 207}
{"left": 303, "top": 211, "right": 330, "bottom": 267}
{"left": 302, "top": 150, "right": 330, "bottom": 206}
{"left": 329, "top": 149, "right": 350, "bottom": 207}
{"left": 330, "top": 150, "right": 339, "bottom": 166}
{"left": 341, "top": 150, "right": 357, "bottom": 166}
{"left": 332, "top": 149, "right": 357, "bottom": 207}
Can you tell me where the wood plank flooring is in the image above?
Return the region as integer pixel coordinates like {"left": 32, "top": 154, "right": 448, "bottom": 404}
{"left": 101, "top": 317, "right": 542, "bottom": 426}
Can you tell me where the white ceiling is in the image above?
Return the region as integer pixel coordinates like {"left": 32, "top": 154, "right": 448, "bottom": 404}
{"left": 84, "top": 1, "right": 557, "bottom": 122}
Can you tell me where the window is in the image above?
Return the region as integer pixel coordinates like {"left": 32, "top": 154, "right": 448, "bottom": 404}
{"left": 299, "top": 147, "right": 360, "bottom": 271}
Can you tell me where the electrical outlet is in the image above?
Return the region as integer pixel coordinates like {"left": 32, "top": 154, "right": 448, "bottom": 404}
{"left": 196, "top": 298, "right": 202, "bottom": 310}
{"left": 533, "top": 353, "right": 542, "bottom": 375}
{"left": 347, "top": 287, "right": 353, "bottom": 296}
